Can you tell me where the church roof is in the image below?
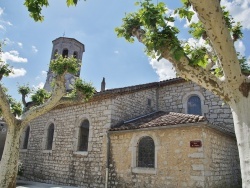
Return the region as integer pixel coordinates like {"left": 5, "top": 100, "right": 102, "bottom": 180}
{"left": 93, "top": 77, "right": 185, "bottom": 100}
{"left": 52, "top": 37, "right": 84, "bottom": 46}
{"left": 110, "top": 111, "right": 207, "bottom": 131}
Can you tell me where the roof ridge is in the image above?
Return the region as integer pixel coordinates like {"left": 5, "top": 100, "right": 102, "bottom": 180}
{"left": 97, "top": 77, "right": 185, "bottom": 95}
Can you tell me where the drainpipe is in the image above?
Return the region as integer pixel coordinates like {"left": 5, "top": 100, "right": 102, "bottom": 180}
{"left": 105, "top": 131, "right": 110, "bottom": 188}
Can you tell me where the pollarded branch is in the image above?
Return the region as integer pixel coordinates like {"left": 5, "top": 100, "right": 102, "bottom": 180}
{"left": 21, "top": 73, "right": 66, "bottom": 126}
{"left": 189, "top": 0, "right": 245, "bottom": 87}
{"left": 132, "top": 28, "right": 227, "bottom": 100}
{"left": 0, "top": 85, "right": 17, "bottom": 127}
{"left": 160, "top": 48, "right": 229, "bottom": 100}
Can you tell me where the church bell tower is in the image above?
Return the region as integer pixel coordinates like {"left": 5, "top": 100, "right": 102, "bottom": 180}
{"left": 44, "top": 37, "right": 85, "bottom": 92}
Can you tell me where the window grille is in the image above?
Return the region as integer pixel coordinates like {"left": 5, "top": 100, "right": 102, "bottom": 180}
{"left": 78, "top": 120, "right": 89, "bottom": 151}
{"left": 46, "top": 123, "right": 54, "bottom": 150}
{"left": 137, "top": 136, "right": 155, "bottom": 168}
{"left": 23, "top": 126, "right": 30, "bottom": 149}
{"left": 187, "top": 95, "right": 202, "bottom": 115}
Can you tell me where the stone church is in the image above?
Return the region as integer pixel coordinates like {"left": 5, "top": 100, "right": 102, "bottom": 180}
{"left": 0, "top": 37, "right": 241, "bottom": 187}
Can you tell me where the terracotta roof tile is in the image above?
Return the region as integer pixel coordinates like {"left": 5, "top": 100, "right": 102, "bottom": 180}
{"left": 110, "top": 111, "right": 207, "bottom": 131}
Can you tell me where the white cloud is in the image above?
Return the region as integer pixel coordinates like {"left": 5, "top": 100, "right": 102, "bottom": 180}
{"left": 165, "top": 7, "right": 175, "bottom": 27}
{"left": 149, "top": 58, "right": 176, "bottom": 81}
{"left": 178, "top": 1, "right": 250, "bottom": 30}
{"left": 234, "top": 40, "right": 246, "bottom": 56}
{"left": 247, "top": 56, "right": 250, "bottom": 67}
{"left": 9, "top": 68, "right": 27, "bottom": 78}
{"left": 0, "top": 8, "right": 12, "bottom": 30}
{"left": 32, "top": 82, "right": 44, "bottom": 90}
{"left": 4, "top": 38, "right": 14, "bottom": 45}
{"left": 2, "top": 50, "right": 28, "bottom": 63}
{"left": 32, "top": 45, "right": 38, "bottom": 53}
{"left": 0, "top": 7, "right": 3, "bottom": 16}
{"left": 41, "top": 70, "right": 47, "bottom": 75}
{"left": 184, "top": 7, "right": 198, "bottom": 27}
{"left": 184, "top": 38, "right": 212, "bottom": 53}
{"left": 6, "top": 21, "right": 12, "bottom": 26}
{"left": 17, "top": 42, "right": 23, "bottom": 48}
{"left": 35, "top": 70, "right": 47, "bottom": 80}
{"left": 221, "top": 0, "right": 250, "bottom": 29}
{"left": 114, "top": 50, "right": 119, "bottom": 54}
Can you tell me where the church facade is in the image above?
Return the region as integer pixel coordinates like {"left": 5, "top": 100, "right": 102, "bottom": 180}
{"left": 0, "top": 37, "right": 241, "bottom": 187}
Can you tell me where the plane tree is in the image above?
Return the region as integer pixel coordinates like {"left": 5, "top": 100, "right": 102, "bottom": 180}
{"left": 17, "top": 0, "right": 250, "bottom": 186}
{"left": 0, "top": 52, "right": 95, "bottom": 188}
{"left": 114, "top": 0, "right": 250, "bottom": 186}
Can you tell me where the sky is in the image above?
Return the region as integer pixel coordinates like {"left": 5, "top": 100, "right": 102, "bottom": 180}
{"left": 0, "top": 0, "right": 250, "bottom": 101}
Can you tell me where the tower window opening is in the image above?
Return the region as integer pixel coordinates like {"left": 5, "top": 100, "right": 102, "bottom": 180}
{"left": 73, "top": 51, "right": 78, "bottom": 59}
{"left": 62, "top": 49, "right": 69, "bottom": 58}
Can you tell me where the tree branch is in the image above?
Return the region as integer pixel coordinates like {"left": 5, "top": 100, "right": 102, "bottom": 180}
{"left": 0, "top": 85, "right": 17, "bottom": 126}
{"left": 132, "top": 28, "right": 228, "bottom": 100}
{"left": 21, "top": 74, "right": 66, "bottom": 125}
{"left": 189, "top": 0, "right": 245, "bottom": 88}
{"left": 160, "top": 49, "right": 229, "bottom": 100}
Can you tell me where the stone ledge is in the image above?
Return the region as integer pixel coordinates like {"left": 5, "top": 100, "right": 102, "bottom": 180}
{"left": 131, "top": 167, "right": 157, "bottom": 174}
{"left": 73, "top": 151, "right": 88, "bottom": 156}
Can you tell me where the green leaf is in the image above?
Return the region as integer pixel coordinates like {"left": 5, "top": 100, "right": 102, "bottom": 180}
{"left": 173, "top": 50, "right": 184, "bottom": 61}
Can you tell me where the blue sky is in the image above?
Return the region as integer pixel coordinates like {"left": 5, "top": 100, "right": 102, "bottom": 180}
{"left": 0, "top": 0, "right": 250, "bottom": 101}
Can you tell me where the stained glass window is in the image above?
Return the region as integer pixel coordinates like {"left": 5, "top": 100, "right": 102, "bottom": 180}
{"left": 137, "top": 136, "right": 155, "bottom": 168}
{"left": 78, "top": 120, "right": 89, "bottom": 151}
{"left": 187, "top": 95, "right": 202, "bottom": 115}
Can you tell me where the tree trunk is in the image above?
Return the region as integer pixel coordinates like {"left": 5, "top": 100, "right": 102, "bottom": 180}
{"left": 0, "top": 124, "right": 22, "bottom": 188}
{"left": 230, "top": 96, "right": 250, "bottom": 187}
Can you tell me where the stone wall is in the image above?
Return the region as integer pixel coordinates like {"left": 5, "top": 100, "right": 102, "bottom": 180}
{"left": 203, "top": 127, "right": 241, "bottom": 187}
{"left": 111, "top": 88, "right": 157, "bottom": 125}
{"left": 19, "top": 79, "right": 237, "bottom": 187}
{"left": 20, "top": 99, "right": 112, "bottom": 187}
{"left": 108, "top": 124, "right": 241, "bottom": 188}
{"left": 158, "top": 81, "right": 234, "bottom": 129}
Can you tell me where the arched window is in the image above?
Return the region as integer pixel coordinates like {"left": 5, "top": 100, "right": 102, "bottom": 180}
{"left": 46, "top": 123, "right": 54, "bottom": 150}
{"left": 78, "top": 120, "right": 89, "bottom": 151}
{"left": 137, "top": 136, "right": 155, "bottom": 168}
{"left": 73, "top": 51, "right": 78, "bottom": 59}
{"left": 62, "top": 49, "right": 68, "bottom": 58}
{"left": 187, "top": 95, "right": 202, "bottom": 115}
{"left": 23, "top": 126, "right": 30, "bottom": 149}
{"left": 53, "top": 49, "right": 58, "bottom": 59}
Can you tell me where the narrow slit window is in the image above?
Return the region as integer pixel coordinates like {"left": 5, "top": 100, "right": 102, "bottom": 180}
{"left": 78, "top": 120, "right": 89, "bottom": 151}
{"left": 46, "top": 123, "right": 54, "bottom": 150}
{"left": 23, "top": 126, "right": 30, "bottom": 149}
